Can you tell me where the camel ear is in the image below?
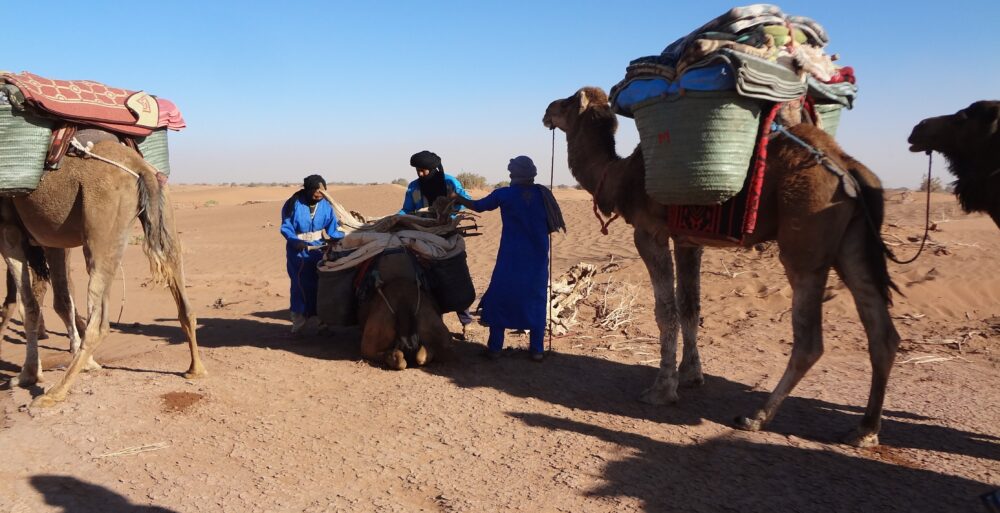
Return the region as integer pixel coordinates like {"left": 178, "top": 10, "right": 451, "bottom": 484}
{"left": 576, "top": 89, "right": 590, "bottom": 114}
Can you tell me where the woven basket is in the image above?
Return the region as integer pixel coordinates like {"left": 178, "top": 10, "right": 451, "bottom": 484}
{"left": 135, "top": 128, "right": 171, "bottom": 176}
{"left": 0, "top": 99, "right": 53, "bottom": 195}
{"left": 815, "top": 103, "right": 842, "bottom": 138}
{"left": 633, "top": 91, "right": 761, "bottom": 205}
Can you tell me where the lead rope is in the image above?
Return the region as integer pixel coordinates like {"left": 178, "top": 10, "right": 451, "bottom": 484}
{"left": 547, "top": 130, "right": 555, "bottom": 354}
{"left": 887, "top": 152, "right": 933, "bottom": 264}
{"left": 69, "top": 138, "right": 140, "bottom": 179}
{"left": 592, "top": 168, "right": 619, "bottom": 235}
{"left": 772, "top": 125, "right": 933, "bottom": 265}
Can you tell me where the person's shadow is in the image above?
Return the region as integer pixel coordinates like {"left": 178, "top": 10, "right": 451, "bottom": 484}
{"left": 30, "top": 475, "right": 178, "bottom": 513}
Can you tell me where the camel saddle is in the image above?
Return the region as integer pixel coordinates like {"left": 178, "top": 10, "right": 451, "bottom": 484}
{"left": 0, "top": 72, "right": 165, "bottom": 136}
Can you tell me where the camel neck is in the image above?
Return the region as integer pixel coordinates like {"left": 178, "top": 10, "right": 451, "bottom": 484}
{"left": 566, "top": 113, "right": 620, "bottom": 195}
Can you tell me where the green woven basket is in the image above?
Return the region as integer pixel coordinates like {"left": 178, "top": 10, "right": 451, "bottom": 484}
{"left": 0, "top": 99, "right": 53, "bottom": 195}
{"left": 135, "top": 128, "right": 171, "bottom": 176}
{"left": 633, "top": 91, "right": 761, "bottom": 205}
{"left": 815, "top": 103, "right": 842, "bottom": 138}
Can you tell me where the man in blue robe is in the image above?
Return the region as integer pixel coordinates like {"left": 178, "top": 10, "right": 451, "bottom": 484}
{"left": 398, "top": 150, "right": 471, "bottom": 215}
{"left": 281, "top": 174, "right": 344, "bottom": 335}
{"left": 401, "top": 150, "right": 476, "bottom": 330}
{"left": 452, "top": 156, "right": 565, "bottom": 361}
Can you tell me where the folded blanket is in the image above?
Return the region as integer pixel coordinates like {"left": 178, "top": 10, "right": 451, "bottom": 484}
{"left": 319, "top": 230, "right": 466, "bottom": 272}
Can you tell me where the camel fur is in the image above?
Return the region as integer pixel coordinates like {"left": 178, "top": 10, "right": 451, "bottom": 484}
{"left": 544, "top": 87, "right": 900, "bottom": 447}
{"left": 907, "top": 100, "right": 1000, "bottom": 229}
{"left": 356, "top": 252, "right": 451, "bottom": 370}
{"left": 0, "top": 140, "right": 206, "bottom": 407}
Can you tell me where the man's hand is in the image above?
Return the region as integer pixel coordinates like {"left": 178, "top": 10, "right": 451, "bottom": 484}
{"left": 293, "top": 241, "right": 309, "bottom": 252}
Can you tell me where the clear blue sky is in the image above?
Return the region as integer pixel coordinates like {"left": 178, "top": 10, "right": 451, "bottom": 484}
{"left": 6, "top": 1, "right": 998, "bottom": 188}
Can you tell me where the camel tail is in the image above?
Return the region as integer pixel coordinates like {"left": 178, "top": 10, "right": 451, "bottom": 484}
{"left": 136, "top": 170, "right": 176, "bottom": 286}
{"left": 847, "top": 163, "right": 900, "bottom": 305}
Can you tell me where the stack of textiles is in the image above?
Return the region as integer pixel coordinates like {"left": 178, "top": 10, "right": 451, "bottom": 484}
{"left": 610, "top": 3, "right": 857, "bottom": 121}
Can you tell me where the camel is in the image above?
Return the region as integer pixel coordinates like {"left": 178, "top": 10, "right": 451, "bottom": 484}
{"left": 1, "top": 267, "right": 50, "bottom": 341}
{"left": 357, "top": 251, "right": 451, "bottom": 370}
{"left": 0, "top": 140, "right": 206, "bottom": 407}
{"left": 543, "top": 87, "right": 901, "bottom": 446}
{"left": 907, "top": 100, "right": 1000, "bottom": 229}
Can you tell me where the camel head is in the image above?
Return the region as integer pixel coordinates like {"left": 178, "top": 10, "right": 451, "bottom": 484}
{"left": 908, "top": 100, "right": 1000, "bottom": 157}
{"left": 543, "top": 87, "right": 617, "bottom": 134}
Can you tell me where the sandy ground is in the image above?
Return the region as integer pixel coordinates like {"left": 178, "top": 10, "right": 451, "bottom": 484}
{"left": 0, "top": 185, "right": 997, "bottom": 512}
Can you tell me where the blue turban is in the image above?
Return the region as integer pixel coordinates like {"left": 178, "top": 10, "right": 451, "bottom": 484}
{"left": 508, "top": 156, "right": 537, "bottom": 185}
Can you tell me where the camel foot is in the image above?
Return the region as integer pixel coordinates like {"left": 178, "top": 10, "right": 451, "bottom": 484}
{"left": 11, "top": 369, "right": 43, "bottom": 389}
{"left": 385, "top": 350, "right": 407, "bottom": 371}
{"left": 638, "top": 383, "right": 679, "bottom": 405}
{"left": 679, "top": 369, "right": 705, "bottom": 388}
{"left": 414, "top": 346, "right": 430, "bottom": 367}
{"left": 843, "top": 429, "right": 880, "bottom": 448}
{"left": 83, "top": 356, "right": 102, "bottom": 372}
{"left": 31, "top": 393, "right": 62, "bottom": 408}
{"left": 183, "top": 364, "right": 208, "bottom": 379}
{"left": 734, "top": 414, "right": 765, "bottom": 432}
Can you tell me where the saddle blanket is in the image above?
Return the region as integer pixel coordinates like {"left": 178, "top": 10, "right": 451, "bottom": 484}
{"left": 0, "top": 72, "right": 185, "bottom": 136}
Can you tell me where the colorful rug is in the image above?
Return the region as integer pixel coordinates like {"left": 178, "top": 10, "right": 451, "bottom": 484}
{"left": 0, "top": 72, "right": 180, "bottom": 136}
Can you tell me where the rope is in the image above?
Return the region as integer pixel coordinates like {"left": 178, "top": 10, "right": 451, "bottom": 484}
{"left": 547, "top": 130, "right": 555, "bottom": 354}
{"left": 69, "top": 138, "right": 140, "bottom": 179}
{"left": 592, "top": 168, "right": 620, "bottom": 235}
{"left": 116, "top": 262, "right": 126, "bottom": 325}
{"left": 887, "top": 153, "right": 934, "bottom": 264}
{"left": 771, "top": 124, "right": 933, "bottom": 265}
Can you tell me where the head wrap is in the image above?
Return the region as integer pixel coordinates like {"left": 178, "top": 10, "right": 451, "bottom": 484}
{"left": 303, "top": 174, "right": 326, "bottom": 191}
{"left": 410, "top": 151, "right": 443, "bottom": 173}
{"left": 508, "top": 155, "right": 537, "bottom": 185}
{"left": 411, "top": 150, "right": 447, "bottom": 206}
{"left": 301, "top": 174, "right": 326, "bottom": 205}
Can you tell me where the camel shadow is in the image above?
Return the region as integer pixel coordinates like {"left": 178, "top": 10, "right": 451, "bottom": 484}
{"left": 513, "top": 413, "right": 996, "bottom": 512}
{"left": 30, "top": 475, "right": 178, "bottom": 513}
{"left": 111, "top": 310, "right": 361, "bottom": 363}
{"left": 427, "top": 340, "right": 1000, "bottom": 462}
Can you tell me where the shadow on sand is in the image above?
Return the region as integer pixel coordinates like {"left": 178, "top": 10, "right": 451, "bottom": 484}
{"left": 30, "top": 475, "right": 178, "bottom": 513}
{"left": 513, "top": 412, "right": 995, "bottom": 512}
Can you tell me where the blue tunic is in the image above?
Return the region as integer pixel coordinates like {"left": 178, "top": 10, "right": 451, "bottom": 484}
{"left": 280, "top": 194, "right": 344, "bottom": 316}
{"left": 399, "top": 174, "right": 471, "bottom": 215}
{"left": 471, "top": 185, "right": 549, "bottom": 330}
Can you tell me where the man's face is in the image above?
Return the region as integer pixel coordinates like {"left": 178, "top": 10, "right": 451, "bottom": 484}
{"left": 310, "top": 188, "right": 325, "bottom": 201}
{"left": 416, "top": 168, "right": 431, "bottom": 178}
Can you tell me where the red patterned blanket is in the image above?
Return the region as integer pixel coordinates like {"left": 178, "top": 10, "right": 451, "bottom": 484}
{"left": 0, "top": 72, "right": 184, "bottom": 136}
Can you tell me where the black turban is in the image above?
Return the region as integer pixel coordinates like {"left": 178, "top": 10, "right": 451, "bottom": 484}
{"left": 409, "top": 151, "right": 443, "bottom": 173}
{"left": 303, "top": 174, "right": 326, "bottom": 191}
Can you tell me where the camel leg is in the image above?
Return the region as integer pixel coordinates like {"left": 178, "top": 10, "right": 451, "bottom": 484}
{"left": 634, "top": 229, "right": 681, "bottom": 405}
{"left": 833, "top": 218, "right": 900, "bottom": 447}
{"left": 0, "top": 271, "right": 16, "bottom": 344}
{"left": 360, "top": 301, "right": 397, "bottom": 364}
{"left": 736, "top": 266, "right": 828, "bottom": 432}
{"left": 162, "top": 256, "right": 207, "bottom": 378}
{"left": 31, "top": 275, "right": 49, "bottom": 339}
{"left": 0, "top": 227, "right": 44, "bottom": 387}
{"left": 675, "top": 244, "right": 704, "bottom": 387}
{"left": 31, "top": 241, "right": 122, "bottom": 407}
{"left": 43, "top": 248, "right": 97, "bottom": 370}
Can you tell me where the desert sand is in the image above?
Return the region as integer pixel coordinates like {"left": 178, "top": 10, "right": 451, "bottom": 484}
{"left": 0, "top": 184, "right": 997, "bottom": 512}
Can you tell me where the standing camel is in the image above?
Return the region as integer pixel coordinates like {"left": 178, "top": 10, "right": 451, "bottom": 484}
{"left": 0, "top": 140, "right": 206, "bottom": 407}
{"left": 543, "top": 87, "right": 900, "bottom": 446}
{"left": 907, "top": 100, "right": 1000, "bottom": 229}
